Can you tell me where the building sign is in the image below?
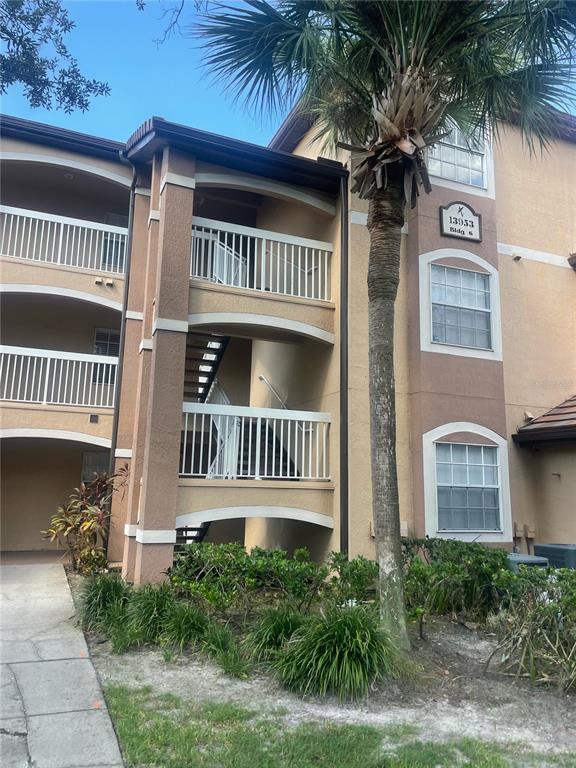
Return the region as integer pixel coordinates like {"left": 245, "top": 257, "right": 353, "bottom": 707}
{"left": 439, "top": 201, "right": 482, "bottom": 242}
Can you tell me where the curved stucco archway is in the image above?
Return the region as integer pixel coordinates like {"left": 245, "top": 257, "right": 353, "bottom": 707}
{"left": 0, "top": 428, "right": 111, "bottom": 448}
{"left": 187, "top": 312, "right": 334, "bottom": 345}
{"left": 0, "top": 284, "right": 124, "bottom": 313}
{"left": 175, "top": 506, "right": 334, "bottom": 530}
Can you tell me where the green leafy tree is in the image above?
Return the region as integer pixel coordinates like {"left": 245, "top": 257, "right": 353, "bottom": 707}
{"left": 0, "top": 0, "right": 109, "bottom": 111}
{"left": 195, "top": 0, "right": 575, "bottom": 649}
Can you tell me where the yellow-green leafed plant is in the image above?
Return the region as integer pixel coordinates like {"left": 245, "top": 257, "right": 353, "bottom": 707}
{"left": 43, "top": 466, "right": 128, "bottom": 575}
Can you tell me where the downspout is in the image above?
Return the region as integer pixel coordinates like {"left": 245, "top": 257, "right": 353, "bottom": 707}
{"left": 108, "top": 155, "right": 137, "bottom": 479}
{"left": 339, "top": 174, "right": 349, "bottom": 555}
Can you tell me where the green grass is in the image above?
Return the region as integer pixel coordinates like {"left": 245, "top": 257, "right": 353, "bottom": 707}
{"left": 105, "top": 685, "right": 575, "bottom": 768}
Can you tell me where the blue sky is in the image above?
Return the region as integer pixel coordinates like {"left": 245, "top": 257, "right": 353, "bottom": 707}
{"left": 2, "top": 0, "right": 282, "bottom": 146}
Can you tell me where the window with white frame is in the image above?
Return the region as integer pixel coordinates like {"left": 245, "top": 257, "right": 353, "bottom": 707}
{"left": 428, "top": 125, "right": 486, "bottom": 188}
{"left": 435, "top": 442, "right": 500, "bottom": 531}
{"left": 431, "top": 264, "right": 492, "bottom": 350}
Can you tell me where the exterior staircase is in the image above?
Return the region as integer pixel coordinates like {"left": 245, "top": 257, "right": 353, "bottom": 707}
{"left": 183, "top": 332, "right": 229, "bottom": 404}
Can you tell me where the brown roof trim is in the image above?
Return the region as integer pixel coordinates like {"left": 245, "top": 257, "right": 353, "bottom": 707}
{"left": 514, "top": 395, "right": 576, "bottom": 446}
{"left": 0, "top": 114, "right": 124, "bottom": 162}
{"left": 125, "top": 116, "right": 346, "bottom": 196}
{"left": 268, "top": 106, "right": 314, "bottom": 152}
{"left": 268, "top": 106, "right": 576, "bottom": 152}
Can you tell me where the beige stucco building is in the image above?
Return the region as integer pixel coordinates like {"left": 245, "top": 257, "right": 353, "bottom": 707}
{"left": 1, "top": 112, "right": 574, "bottom": 580}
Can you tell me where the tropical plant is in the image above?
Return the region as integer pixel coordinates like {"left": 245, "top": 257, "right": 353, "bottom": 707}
{"left": 274, "top": 604, "right": 410, "bottom": 699}
{"left": 244, "top": 607, "right": 307, "bottom": 660}
{"left": 43, "top": 469, "right": 127, "bottom": 574}
{"left": 195, "top": 0, "right": 575, "bottom": 649}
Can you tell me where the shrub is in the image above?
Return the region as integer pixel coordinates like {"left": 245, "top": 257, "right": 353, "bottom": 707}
{"left": 169, "top": 543, "right": 327, "bottom": 612}
{"left": 274, "top": 605, "right": 408, "bottom": 700}
{"left": 328, "top": 552, "right": 378, "bottom": 604}
{"left": 79, "top": 572, "right": 131, "bottom": 630}
{"left": 403, "top": 537, "right": 508, "bottom": 620}
{"left": 203, "top": 621, "right": 250, "bottom": 679}
{"left": 126, "top": 583, "right": 176, "bottom": 645}
{"left": 244, "top": 607, "right": 307, "bottom": 660}
{"left": 160, "top": 601, "right": 208, "bottom": 652}
{"left": 43, "top": 467, "right": 128, "bottom": 575}
{"left": 489, "top": 567, "right": 576, "bottom": 692}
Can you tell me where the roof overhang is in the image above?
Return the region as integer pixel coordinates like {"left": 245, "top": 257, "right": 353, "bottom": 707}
{"left": 0, "top": 114, "right": 125, "bottom": 163}
{"left": 125, "top": 116, "right": 346, "bottom": 196}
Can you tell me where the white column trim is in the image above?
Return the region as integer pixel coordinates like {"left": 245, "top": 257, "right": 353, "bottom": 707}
{"left": 161, "top": 172, "right": 196, "bottom": 195}
{"left": 124, "top": 524, "right": 137, "bottom": 537}
{"left": 135, "top": 187, "right": 151, "bottom": 197}
{"left": 148, "top": 210, "right": 160, "bottom": 228}
{"left": 135, "top": 529, "right": 177, "bottom": 544}
{"left": 139, "top": 338, "right": 153, "bottom": 352}
{"left": 126, "top": 310, "right": 144, "bottom": 321}
{"left": 115, "top": 448, "right": 132, "bottom": 459}
{"left": 422, "top": 421, "right": 512, "bottom": 543}
{"left": 153, "top": 317, "right": 189, "bottom": 334}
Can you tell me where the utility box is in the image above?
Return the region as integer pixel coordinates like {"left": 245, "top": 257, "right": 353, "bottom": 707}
{"left": 534, "top": 544, "right": 576, "bottom": 569}
{"left": 507, "top": 553, "right": 549, "bottom": 572}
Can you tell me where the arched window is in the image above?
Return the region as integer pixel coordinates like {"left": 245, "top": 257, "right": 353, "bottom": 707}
{"left": 419, "top": 249, "right": 502, "bottom": 361}
{"left": 422, "top": 422, "right": 512, "bottom": 543}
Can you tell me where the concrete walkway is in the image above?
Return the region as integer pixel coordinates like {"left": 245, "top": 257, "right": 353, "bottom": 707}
{"left": 0, "top": 564, "right": 124, "bottom": 768}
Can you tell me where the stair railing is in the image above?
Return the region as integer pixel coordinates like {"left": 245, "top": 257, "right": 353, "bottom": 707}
{"left": 205, "top": 381, "right": 241, "bottom": 479}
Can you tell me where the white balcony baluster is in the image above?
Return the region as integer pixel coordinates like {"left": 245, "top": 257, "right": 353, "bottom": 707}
{"left": 191, "top": 217, "right": 332, "bottom": 301}
{"left": 0, "top": 205, "right": 127, "bottom": 274}
{"left": 181, "top": 402, "right": 330, "bottom": 481}
{"left": 0, "top": 345, "right": 118, "bottom": 408}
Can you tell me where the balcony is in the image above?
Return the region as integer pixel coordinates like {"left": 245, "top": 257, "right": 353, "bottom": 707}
{"left": 0, "top": 345, "right": 118, "bottom": 408}
{"left": 188, "top": 218, "right": 335, "bottom": 343}
{"left": 0, "top": 205, "right": 128, "bottom": 275}
{"left": 180, "top": 402, "right": 330, "bottom": 481}
{"left": 191, "top": 217, "right": 332, "bottom": 302}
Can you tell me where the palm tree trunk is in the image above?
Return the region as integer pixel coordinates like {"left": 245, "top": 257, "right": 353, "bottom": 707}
{"left": 366, "top": 173, "right": 409, "bottom": 651}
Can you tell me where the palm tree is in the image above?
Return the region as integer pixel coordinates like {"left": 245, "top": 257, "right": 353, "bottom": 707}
{"left": 195, "top": 0, "right": 575, "bottom": 650}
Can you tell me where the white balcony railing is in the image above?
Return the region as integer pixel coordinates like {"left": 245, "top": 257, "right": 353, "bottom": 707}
{"left": 0, "top": 205, "right": 127, "bottom": 274}
{"left": 181, "top": 402, "right": 330, "bottom": 480}
{"left": 191, "top": 217, "right": 332, "bottom": 301}
{"left": 0, "top": 345, "right": 118, "bottom": 408}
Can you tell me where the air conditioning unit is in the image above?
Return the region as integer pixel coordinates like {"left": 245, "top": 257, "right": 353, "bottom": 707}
{"left": 534, "top": 544, "right": 576, "bottom": 569}
{"left": 507, "top": 553, "right": 548, "bottom": 572}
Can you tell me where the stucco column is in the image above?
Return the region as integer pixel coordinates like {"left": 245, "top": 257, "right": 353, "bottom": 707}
{"left": 133, "top": 148, "right": 196, "bottom": 584}
{"left": 121, "top": 165, "right": 162, "bottom": 580}
{"left": 108, "top": 174, "right": 151, "bottom": 563}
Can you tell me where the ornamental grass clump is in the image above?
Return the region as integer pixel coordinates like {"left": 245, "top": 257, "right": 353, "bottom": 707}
{"left": 244, "top": 607, "right": 307, "bottom": 660}
{"left": 203, "top": 621, "right": 250, "bottom": 679}
{"left": 126, "top": 583, "right": 176, "bottom": 646}
{"left": 160, "top": 600, "right": 209, "bottom": 653}
{"left": 80, "top": 572, "right": 131, "bottom": 631}
{"left": 274, "top": 605, "right": 409, "bottom": 700}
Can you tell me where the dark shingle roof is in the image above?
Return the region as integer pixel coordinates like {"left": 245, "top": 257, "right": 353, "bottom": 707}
{"left": 514, "top": 395, "right": 576, "bottom": 445}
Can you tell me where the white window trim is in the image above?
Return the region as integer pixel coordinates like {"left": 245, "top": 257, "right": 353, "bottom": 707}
{"left": 423, "top": 422, "right": 512, "bottom": 543}
{"left": 428, "top": 137, "right": 495, "bottom": 199}
{"left": 419, "top": 249, "right": 502, "bottom": 361}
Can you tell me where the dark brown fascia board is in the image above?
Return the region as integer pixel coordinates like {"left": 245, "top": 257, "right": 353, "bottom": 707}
{"left": 0, "top": 113, "right": 125, "bottom": 162}
{"left": 125, "top": 116, "right": 346, "bottom": 196}
{"left": 268, "top": 105, "right": 314, "bottom": 152}
{"left": 513, "top": 428, "right": 576, "bottom": 446}
{"left": 268, "top": 105, "right": 576, "bottom": 153}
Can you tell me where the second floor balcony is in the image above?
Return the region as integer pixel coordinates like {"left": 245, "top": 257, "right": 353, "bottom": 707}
{"left": 0, "top": 205, "right": 128, "bottom": 275}
{"left": 0, "top": 345, "right": 118, "bottom": 409}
